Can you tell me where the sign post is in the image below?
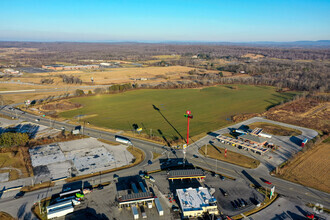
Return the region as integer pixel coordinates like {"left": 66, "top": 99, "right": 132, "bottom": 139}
{"left": 184, "top": 110, "right": 193, "bottom": 145}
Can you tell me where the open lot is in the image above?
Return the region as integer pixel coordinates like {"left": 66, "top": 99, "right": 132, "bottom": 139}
{"left": 59, "top": 85, "right": 297, "bottom": 143}
{"left": 8, "top": 66, "right": 214, "bottom": 86}
{"left": 278, "top": 137, "right": 330, "bottom": 193}
{"left": 29, "top": 138, "right": 134, "bottom": 180}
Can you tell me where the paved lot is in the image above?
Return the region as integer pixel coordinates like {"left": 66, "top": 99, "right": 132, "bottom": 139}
{"left": 150, "top": 169, "right": 264, "bottom": 217}
{"left": 29, "top": 138, "right": 134, "bottom": 179}
{"left": 249, "top": 197, "right": 329, "bottom": 220}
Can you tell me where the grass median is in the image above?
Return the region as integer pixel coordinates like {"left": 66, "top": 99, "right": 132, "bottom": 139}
{"left": 199, "top": 145, "right": 260, "bottom": 169}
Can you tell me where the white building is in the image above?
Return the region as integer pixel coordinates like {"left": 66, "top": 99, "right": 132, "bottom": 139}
{"left": 176, "top": 187, "right": 219, "bottom": 218}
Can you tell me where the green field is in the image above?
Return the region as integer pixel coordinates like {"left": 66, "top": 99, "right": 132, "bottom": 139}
{"left": 60, "top": 85, "right": 298, "bottom": 142}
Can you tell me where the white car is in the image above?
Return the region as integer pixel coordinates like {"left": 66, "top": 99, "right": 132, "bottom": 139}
{"left": 35, "top": 119, "right": 40, "bottom": 122}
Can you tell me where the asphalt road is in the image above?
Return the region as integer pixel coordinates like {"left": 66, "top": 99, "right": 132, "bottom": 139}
{"left": 0, "top": 106, "right": 329, "bottom": 219}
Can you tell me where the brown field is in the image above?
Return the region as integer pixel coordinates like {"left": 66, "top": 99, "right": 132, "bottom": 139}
{"left": 248, "top": 122, "right": 302, "bottom": 136}
{"left": 199, "top": 145, "right": 260, "bottom": 169}
{"left": 278, "top": 137, "right": 330, "bottom": 193}
{"left": 0, "top": 83, "right": 53, "bottom": 91}
{"left": 0, "top": 91, "right": 74, "bottom": 104}
{"left": 5, "top": 65, "right": 222, "bottom": 87}
{"left": 264, "top": 97, "right": 330, "bottom": 134}
{"left": 10, "top": 66, "right": 216, "bottom": 86}
{"left": 242, "top": 53, "right": 265, "bottom": 59}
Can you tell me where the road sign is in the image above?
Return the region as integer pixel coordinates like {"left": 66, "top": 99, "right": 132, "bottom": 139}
{"left": 136, "top": 128, "right": 142, "bottom": 132}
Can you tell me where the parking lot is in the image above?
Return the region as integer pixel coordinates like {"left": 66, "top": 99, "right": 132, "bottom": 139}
{"left": 29, "top": 138, "right": 134, "bottom": 180}
{"left": 149, "top": 169, "right": 264, "bottom": 217}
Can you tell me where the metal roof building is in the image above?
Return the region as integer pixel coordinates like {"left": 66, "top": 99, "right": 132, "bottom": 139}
{"left": 176, "top": 187, "right": 218, "bottom": 217}
{"left": 168, "top": 169, "right": 205, "bottom": 180}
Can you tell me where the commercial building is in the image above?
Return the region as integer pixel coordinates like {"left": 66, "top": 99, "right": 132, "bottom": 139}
{"left": 238, "top": 134, "right": 268, "bottom": 147}
{"left": 42, "top": 64, "right": 100, "bottom": 70}
{"left": 216, "top": 135, "right": 269, "bottom": 155}
{"left": 168, "top": 169, "right": 205, "bottom": 181}
{"left": 176, "top": 187, "right": 218, "bottom": 217}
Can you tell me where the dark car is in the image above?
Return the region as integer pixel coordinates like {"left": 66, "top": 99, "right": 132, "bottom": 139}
{"left": 238, "top": 198, "right": 246, "bottom": 207}
{"left": 220, "top": 188, "right": 228, "bottom": 197}
{"left": 193, "top": 154, "right": 199, "bottom": 158}
{"left": 14, "top": 191, "right": 25, "bottom": 199}
{"left": 231, "top": 201, "right": 238, "bottom": 209}
{"left": 220, "top": 175, "right": 225, "bottom": 181}
{"left": 172, "top": 205, "right": 180, "bottom": 212}
{"left": 234, "top": 200, "right": 241, "bottom": 208}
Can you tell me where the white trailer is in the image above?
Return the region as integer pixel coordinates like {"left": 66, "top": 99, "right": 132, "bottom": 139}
{"left": 154, "top": 198, "right": 164, "bottom": 216}
{"left": 47, "top": 200, "right": 72, "bottom": 213}
{"left": 47, "top": 205, "right": 74, "bottom": 219}
{"left": 131, "top": 205, "right": 139, "bottom": 219}
{"left": 115, "top": 135, "right": 132, "bottom": 145}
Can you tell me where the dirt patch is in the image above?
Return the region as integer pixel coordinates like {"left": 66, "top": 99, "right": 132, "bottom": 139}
{"left": 248, "top": 122, "right": 302, "bottom": 136}
{"left": 41, "top": 100, "right": 82, "bottom": 112}
{"left": 277, "top": 137, "right": 330, "bottom": 193}
{"left": 264, "top": 97, "right": 330, "bottom": 134}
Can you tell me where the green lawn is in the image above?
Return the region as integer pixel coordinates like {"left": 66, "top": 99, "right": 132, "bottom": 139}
{"left": 60, "top": 85, "right": 298, "bottom": 142}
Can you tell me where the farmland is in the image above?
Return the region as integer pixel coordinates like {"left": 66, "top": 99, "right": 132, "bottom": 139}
{"left": 278, "top": 137, "right": 330, "bottom": 193}
{"left": 59, "top": 85, "right": 298, "bottom": 142}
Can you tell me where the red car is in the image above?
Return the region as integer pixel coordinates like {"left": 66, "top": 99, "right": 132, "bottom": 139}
{"left": 264, "top": 180, "right": 272, "bottom": 185}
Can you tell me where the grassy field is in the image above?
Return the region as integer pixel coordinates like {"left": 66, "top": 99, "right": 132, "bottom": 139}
{"left": 278, "top": 137, "right": 330, "bottom": 193}
{"left": 59, "top": 85, "right": 297, "bottom": 143}
{"left": 199, "top": 145, "right": 260, "bottom": 169}
{"left": 248, "top": 122, "right": 302, "bottom": 136}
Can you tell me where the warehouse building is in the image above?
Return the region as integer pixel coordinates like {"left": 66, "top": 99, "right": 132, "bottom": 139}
{"left": 176, "top": 187, "right": 218, "bottom": 217}
{"left": 42, "top": 64, "right": 99, "bottom": 70}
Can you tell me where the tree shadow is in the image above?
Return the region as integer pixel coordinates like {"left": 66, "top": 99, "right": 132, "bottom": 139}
{"left": 152, "top": 104, "right": 185, "bottom": 142}
{"left": 65, "top": 207, "right": 109, "bottom": 220}
{"left": 158, "top": 129, "right": 171, "bottom": 147}
{"left": 17, "top": 202, "right": 27, "bottom": 219}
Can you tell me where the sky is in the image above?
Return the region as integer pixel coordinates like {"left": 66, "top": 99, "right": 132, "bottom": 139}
{"left": 0, "top": 0, "right": 329, "bottom": 42}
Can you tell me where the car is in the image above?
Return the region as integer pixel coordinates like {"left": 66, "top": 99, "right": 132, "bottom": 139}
{"left": 149, "top": 176, "right": 155, "bottom": 182}
{"left": 61, "top": 127, "right": 65, "bottom": 130}
{"left": 172, "top": 205, "right": 180, "bottom": 212}
{"left": 238, "top": 198, "right": 246, "bottom": 207}
{"left": 14, "top": 191, "right": 25, "bottom": 199}
{"left": 234, "top": 200, "right": 241, "bottom": 208}
{"left": 264, "top": 180, "right": 272, "bottom": 185}
{"left": 220, "top": 175, "right": 225, "bottom": 181}
{"left": 35, "top": 119, "right": 40, "bottom": 122}
{"left": 220, "top": 188, "right": 228, "bottom": 197}
{"left": 193, "top": 154, "right": 199, "bottom": 158}
{"left": 231, "top": 201, "right": 238, "bottom": 209}
{"left": 97, "top": 184, "right": 104, "bottom": 190}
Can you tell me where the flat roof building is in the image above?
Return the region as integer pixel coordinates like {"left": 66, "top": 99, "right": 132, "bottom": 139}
{"left": 176, "top": 187, "right": 218, "bottom": 218}
{"left": 239, "top": 134, "right": 267, "bottom": 146}
{"left": 168, "top": 169, "right": 205, "bottom": 181}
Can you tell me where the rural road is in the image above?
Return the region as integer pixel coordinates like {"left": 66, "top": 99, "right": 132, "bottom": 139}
{"left": 0, "top": 106, "right": 329, "bottom": 219}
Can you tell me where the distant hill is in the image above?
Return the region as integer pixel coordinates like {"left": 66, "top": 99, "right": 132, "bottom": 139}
{"left": 160, "top": 40, "right": 330, "bottom": 48}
